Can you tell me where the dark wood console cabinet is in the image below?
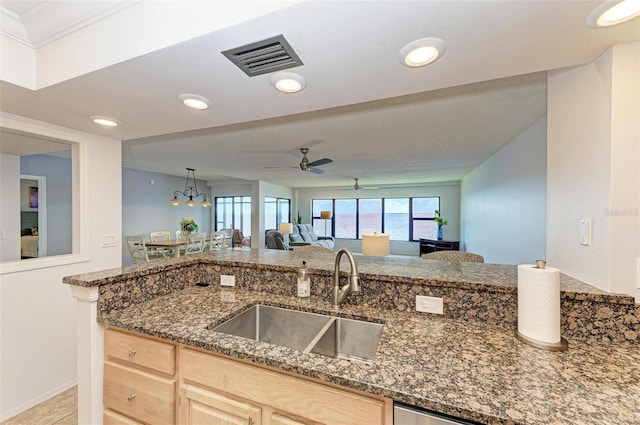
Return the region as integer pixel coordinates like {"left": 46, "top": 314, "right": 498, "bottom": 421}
{"left": 419, "top": 239, "right": 460, "bottom": 256}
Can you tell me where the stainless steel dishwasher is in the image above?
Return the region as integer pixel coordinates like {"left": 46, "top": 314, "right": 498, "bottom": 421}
{"left": 394, "top": 403, "right": 477, "bottom": 424}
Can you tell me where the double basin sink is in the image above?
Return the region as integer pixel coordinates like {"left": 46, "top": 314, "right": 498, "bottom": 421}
{"left": 212, "top": 304, "right": 383, "bottom": 364}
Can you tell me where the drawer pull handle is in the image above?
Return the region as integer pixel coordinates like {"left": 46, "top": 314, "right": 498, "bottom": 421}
{"left": 247, "top": 418, "right": 254, "bottom": 425}
{"left": 128, "top": 349, "right": 137, "bottom": 356}
{"left": 127, "top": 394, "right": 136, "bottom": 401}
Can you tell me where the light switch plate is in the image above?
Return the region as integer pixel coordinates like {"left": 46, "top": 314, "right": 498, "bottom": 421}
{"left": 416, "top": 295, "right": 443, "bottom": 315}
{"left": 220, "top": 275, "right": 235, "bottom": 287}
{"left": 579, "top": 219, "right": 592, "bottom": 246}
{"left": 101, "top": 234, "right": 116, "bottom": 247}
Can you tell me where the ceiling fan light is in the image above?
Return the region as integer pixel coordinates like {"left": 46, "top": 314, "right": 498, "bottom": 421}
{"left": 270, "top": 72, "right": 306, "bottom": 93}
{"left": 587, "top": 0, "right": 640, "bottom": 27}
{"left": 399, "top": 37, "right": 445, "bottom": 68}
{"left": 178, "top": 94, "right": 212, "bottom": 110}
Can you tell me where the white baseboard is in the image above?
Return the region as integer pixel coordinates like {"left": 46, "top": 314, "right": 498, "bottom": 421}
{"left": 0, "top": 379, "right": 77, "bottom": 422}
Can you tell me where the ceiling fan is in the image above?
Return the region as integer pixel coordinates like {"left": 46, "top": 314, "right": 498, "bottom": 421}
{"left": 265, "top": 147, "right": 333, "bottom": 174}
{"left": 351, "top": 178, "right": 379, "bottom": 190}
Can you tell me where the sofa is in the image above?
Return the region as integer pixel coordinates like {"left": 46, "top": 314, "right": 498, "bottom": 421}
{"left": 290, "top": 224, "right": 334, "bottom": 249}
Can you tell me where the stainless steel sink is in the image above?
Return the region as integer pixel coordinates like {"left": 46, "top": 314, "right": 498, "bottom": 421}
{"left": 308, "top": 317, "right": 383, "bottom": 363}
{"left": 212, "top": 304, "right": 383, "bottom": 363}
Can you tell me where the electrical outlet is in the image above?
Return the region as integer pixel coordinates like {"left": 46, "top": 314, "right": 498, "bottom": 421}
{"left": 220, "top": 275, "right": 235, "bottom": 287}
{"left": 416, "top": 295, "right": 443, "bottom": 315}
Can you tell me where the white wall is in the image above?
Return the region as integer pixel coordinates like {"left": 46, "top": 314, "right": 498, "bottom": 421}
{"left": 0, "top": 114, "right": 122, "bottom": 421}
{"left": 547, "top": 42, "right": 640, "bottom": 298}
{"left": 295, "top": 183, "right": 460, "bottom": 256}
{"left": 460, "top": 116, "right": 547, "bottom": 264}
{"left": 0, "top": 154, "right": 20, "bottom": 261}
{"left": 121, "top": 168, "right": 211, "bottom": 265}
{"left": 609, "top": 42, "right": 640, "bottom": 299}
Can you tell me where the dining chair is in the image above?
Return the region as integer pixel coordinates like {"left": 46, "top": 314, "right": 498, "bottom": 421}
{"left": 125, "top": 235, "right": 166, "bottom": 263}
{"left": 150, "top": 230, "right": 173, "bottom": 256}
{"left": 176, "top": 230, "right": 188, "bottom": 240}
{"left": 184, "top": 232, "right": 207, "bottom": 255}
{"left": 219, "top": 228, "right": 233, "bottom": 248}
{"left": 208, "top": 231, "right": 225, "bottom": 250}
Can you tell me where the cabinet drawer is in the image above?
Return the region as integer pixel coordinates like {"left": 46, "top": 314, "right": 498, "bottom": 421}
{"left": 104, "top": 409, "right": 144, "bottom": 425}
{"left": 182, "top": 348, "right": 386, "bottom": 425}
{"left": 104, "top": 361, "right": 175, "bottom": 425}
{"left": 105, "top": 328, "right": 175, "bottom": 375}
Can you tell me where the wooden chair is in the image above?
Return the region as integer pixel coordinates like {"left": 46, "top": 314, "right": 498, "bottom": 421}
{"left": 421, "top": 251, "right": 484, "bottom": 263}
{"left": 150, "top": 230, "right": 173, "bottom": 256}
{"left": 125, "top": 235, "right": 166, "bottom": 263}
{"left": 185, "top": 232, "right": 207, "bottom": 255}
{"left": 219, "top": 229, "right": 233, "bottom": 248}
{"left": 208, "top": 231, "right": 225, "bottom": 250}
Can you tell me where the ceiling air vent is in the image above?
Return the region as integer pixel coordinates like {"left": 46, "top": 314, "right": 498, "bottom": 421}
{"left": 221, "top": 34, "right": 303, "bottom": 77}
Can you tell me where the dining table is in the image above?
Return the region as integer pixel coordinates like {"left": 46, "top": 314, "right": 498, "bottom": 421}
{"left": 145, "top": 239, "right": 188, "bottom": 258}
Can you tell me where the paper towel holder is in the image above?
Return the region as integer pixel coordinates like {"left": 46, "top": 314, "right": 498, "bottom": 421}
{"left": 516, "top": 259, "right": 568, "bottom": 351}
{"left": 515, "top": 331, "right": 568, "bottom": 351}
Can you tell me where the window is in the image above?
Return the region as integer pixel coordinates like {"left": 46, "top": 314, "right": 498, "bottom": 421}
{"left": 412, "top": 197, "right": 440, "bottom": 240}
{"left": 311, "top": 199, "right": 333, "bottom": 237}
{"left": 334, "top": 199, "right": 357, "bottom": 239}
{"left": 215, "top": 196, "right": 251, "bottom": 236}
{"left": 264, "top": 197, "right": 291, "bottom": 230}
{"left": 384, "top": 198, "right": 409, "bottom": 241}
{"left": 312, "top": 197, "right": 440, "bottom": 241}
{"left": 359, "top": 198, "right": 382, "bottom": 235}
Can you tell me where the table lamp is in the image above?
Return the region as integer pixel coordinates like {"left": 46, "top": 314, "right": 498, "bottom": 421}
{"left": 279, "top": 223, "right": 293, "bottom": 245}
{"left": 362, "top": 233, "right": 390, "bottom": 256}
{"left": 320, "top": 210, "right": 332, "bottom": 237}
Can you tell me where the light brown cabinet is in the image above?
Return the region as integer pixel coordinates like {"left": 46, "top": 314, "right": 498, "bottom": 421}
{"left": 104, "top": 328, "right": 177, "bottom": 424}
{"left": 180, "top": 348, "right": 391, "bottom": 425}
{"left": 104, "top": 328, "right": 391, "bottom": 425}
{"left": 181, "top": 383, "right": 263, "bottom": 425}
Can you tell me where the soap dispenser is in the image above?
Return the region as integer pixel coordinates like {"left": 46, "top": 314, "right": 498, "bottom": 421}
{"left": 297, "top": 261, "right": 311, "bottom": 303}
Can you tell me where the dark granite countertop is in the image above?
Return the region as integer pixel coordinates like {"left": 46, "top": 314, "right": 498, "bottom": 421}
{"left": 100, "top": 283, "right": 640, "bottom": 425}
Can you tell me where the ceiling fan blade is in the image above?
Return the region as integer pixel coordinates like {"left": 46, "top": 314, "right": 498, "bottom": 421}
{"left": 308, "top": 158, "right": 333, "bottom": 167}
{"left": 309, "top": 167, "right": 325, "bottom": 174}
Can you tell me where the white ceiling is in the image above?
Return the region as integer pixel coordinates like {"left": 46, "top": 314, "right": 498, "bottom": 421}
{"left": 1, "top": 1, "right": 639, "bottom": 188}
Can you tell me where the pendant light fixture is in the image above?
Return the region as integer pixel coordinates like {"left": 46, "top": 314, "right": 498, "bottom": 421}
{"left": 168, "top": 168, "right": 211, "bottom": 207}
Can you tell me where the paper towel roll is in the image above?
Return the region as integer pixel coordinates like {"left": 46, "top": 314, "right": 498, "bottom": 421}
{"left": 517, "top": 264, "right": 561, "bottom": 344}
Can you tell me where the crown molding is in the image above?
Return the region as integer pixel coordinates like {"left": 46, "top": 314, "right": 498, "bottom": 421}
{"left": 0, "top": 1, "right": 136, "bottom": 49}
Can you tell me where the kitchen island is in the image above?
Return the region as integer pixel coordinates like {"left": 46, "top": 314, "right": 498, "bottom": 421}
{"left": 65, "top": 249, "right": 640, "bottom": 424}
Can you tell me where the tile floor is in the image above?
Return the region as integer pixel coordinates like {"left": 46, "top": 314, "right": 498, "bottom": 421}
{"left": 1, "top": 387, "right": 77, "bottom": 425}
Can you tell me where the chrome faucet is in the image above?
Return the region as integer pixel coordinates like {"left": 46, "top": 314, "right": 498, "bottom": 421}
{"left": 332, "top": 248, "right": 361, "bottom": 308}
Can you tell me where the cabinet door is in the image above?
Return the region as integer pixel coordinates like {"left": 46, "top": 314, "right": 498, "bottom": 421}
{"left": 181, "top": 384, "right": 262, "bottom": 425}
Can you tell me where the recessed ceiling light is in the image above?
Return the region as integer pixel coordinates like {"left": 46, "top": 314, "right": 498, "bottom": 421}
{"left": 89, "top": 115, "right": 121, "bottom": 127}
{"left": 178, "top": 94, "right": 212, "bottom": 110}
{"left": 587, "top": 0, "right": 640, "bottom": 27}
{"left": 270, "top": 72, "right": 306, "bottom": 93}
{"left": 399, "top": 37, "right": 446, "bottom": 68}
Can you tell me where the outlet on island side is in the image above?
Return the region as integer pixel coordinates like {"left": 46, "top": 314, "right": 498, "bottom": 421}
{"left": 416, "top": 295, "right": 443, "bottom": 315}
{"left": 220, "top": 275, "right": 235, "bottom": 287}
